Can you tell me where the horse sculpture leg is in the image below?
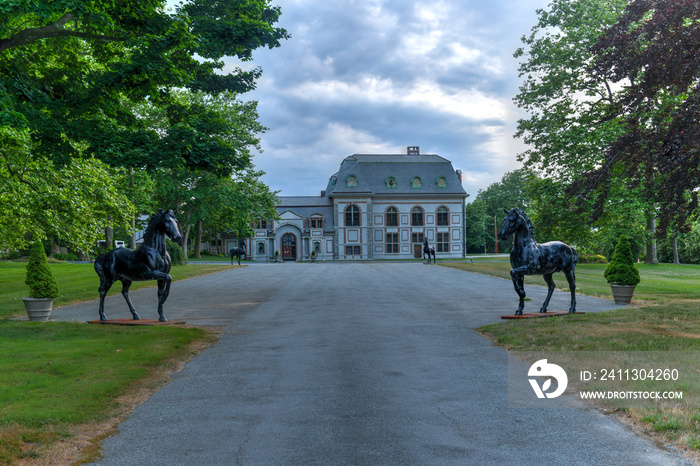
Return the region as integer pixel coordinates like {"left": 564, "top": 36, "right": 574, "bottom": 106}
{"left": 97, "top": 280, "right": 112, "bottom": 321}
{"left": 540, "top": 273, "right": 556, "bottom": 313}
{"left": 95, "top": 257, "right": 113, "bottom": 321}
{"left": 510, "top": 269, "right": 527, "bottom": 315}
{"left": 564, "top": 269, "right": 577, "bottom": 313}
{"left": 154, "top": 272, "right": 172, "bottom": 322}
{"left": 120, "top": 279, "right": 141, "bottom": 320}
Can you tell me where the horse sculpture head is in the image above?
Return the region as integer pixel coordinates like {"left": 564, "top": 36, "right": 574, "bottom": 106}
{"left": 498, "top": 208, "right": 534, "bottom": 240}
{"left": 151, "top": 209, "right": 181, "bottom": 244}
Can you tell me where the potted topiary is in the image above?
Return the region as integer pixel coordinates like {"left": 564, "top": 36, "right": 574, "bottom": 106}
{"left": 310, "top": 250, "right": 317, "bottom": 262}
{"left": 22, "top": 241, "right": 60, "bottom": 321}
{"left": 604, "top": 234, "right": 640, "bottom": 304}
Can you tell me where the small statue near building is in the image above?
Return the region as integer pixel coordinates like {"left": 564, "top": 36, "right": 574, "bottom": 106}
{"left": 423, "top": 239, "right": 436, "bottom": 264}
{"left": 230, "top": 239, "right": 247, "bottom": 265}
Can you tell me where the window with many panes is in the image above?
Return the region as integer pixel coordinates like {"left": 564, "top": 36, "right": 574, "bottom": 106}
{"left": 309, "top": 216, "right": 324, "bottom": 229}
{"left": 386, "top": 233, "right": 399, "bottom": 253}
{"left": 255, "top": 219, "right": 267, "bottom": 229}
{"left": 386, "top": 206, "right": 398, "bottom": 227}
{"left": 345, "top": 205, "right": 360, "bottom": 226}
{"left": 411, "top": 232, "right": 424, "bottom": 243}
{"left": 411, "top": 206, "right": 424, "bottom": 226}
{"left": 437, "top": 206, "right": 449, "bottom": 226}
{"left": 345, "top": 246, "right": 361, "bottom": 255}
{"left": 437, "top": 232, "right": 449, "bottom": 252}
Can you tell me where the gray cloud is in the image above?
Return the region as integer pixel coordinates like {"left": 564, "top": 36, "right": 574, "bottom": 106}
{"left": 231, "top": 0, "right": 550, "bottom": 197}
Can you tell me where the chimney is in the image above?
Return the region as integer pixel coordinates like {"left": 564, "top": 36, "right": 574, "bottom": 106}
{"left": 407, "top": 146, "right": 420, "bottom": 155}
{"left": 456, "top": 169, "right": 463, "bottom": 183}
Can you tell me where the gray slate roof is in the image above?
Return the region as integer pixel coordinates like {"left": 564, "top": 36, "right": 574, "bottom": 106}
{"left": 326, "top": 153, "right": 467, "bottom": 197}
{"left": 277, "top": 196, "right": 335, "bottom": 230}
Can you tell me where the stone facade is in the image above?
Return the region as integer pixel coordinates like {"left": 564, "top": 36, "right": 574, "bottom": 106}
{"left": 224, "top": 147, "right": 467, "bottom": 261}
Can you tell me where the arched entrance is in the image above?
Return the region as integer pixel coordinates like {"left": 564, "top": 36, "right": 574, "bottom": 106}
{"left": 281, "top": 233, "right": 297, "bottom": 261}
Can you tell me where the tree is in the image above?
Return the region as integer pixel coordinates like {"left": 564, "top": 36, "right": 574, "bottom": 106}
{"left": 464, "top": 200, "right": 490, "bottom": 253}
{"left": 1, "top": 148, "right": 134, "bottom": 252}
{"left": 513, "top": 0, "right": 661, "bottom": 262}
{"left": 0, "top": 0, "right": 288, "bottom": 173}
{"left": 467, "top": 169, "right": 532, "bottom": 252}
{"left": 581, "top": 0, "right": 700, "bottom": 234}
{"left": 140, "top": 89, "right": 274, "bottom": 258}
{"left": 514, "top": 0, "right": 629, "bottom": 183}
{"left": 1, "top": 1, "right": 288, "bottom": 250}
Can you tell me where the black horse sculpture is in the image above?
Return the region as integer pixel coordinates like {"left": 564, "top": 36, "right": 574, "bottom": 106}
{"left": 230, "top": 239, "right": 247, "bottom": 265}
{"left": 94, "top": 209, "right": 181, "bottom": 322}
{"left": 423, "top": 239, "right": 436, "bottom": 264}
{"left": 498, "top": 208, "right": 577, "bottom": 315}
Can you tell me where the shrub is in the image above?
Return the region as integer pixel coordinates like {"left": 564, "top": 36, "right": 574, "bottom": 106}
{"left": 579, "top": 254, "right": 607, "bottom": 264}
{"left": 604, "top": 235, "right": 640, "bottom": 286}
{"left": 166, "top": 239, "right": 185, "bottom": 266}
{"left": 53, "top": 253, "right": 78, "bottom": 262}
{"left": 1, "top": 250, "right": 22, "bottom": 260}
{"left": 25, "top": 241, "right": 60, "bottom": 298}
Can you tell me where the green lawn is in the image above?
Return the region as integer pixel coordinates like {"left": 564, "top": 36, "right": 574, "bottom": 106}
{"left": 0, "top": 320, "right": 218, "bottom": 463}
{"left": 0, "top": 261, "right": 238, "bottom": 318}
{"left": 442, "top": 261, "right": 700, "bottom": 301}
{"left": 0, "top": 260, "right": 234, "bottom": 463}
{"left": 441, "top": 260, "right": 700, "bottom": 453}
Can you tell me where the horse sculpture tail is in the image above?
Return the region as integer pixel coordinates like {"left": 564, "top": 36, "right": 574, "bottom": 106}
{"left": 94, "top": 253, "right": 106, "bottom": 283}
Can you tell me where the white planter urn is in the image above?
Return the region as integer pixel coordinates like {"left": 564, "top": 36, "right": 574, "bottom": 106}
{"left": 22, "top": 297, "right": 54, "bottom": 321}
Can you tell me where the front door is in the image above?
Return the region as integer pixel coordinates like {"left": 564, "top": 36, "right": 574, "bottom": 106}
{"left": 414, "top": 244, "right": 422, "bottom": 259}
{"left": 281, "top": 233, "right": 297, "bottom": 261}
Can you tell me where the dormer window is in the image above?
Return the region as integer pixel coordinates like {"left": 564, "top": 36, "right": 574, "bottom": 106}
{"left": 386, "top": 176, "right": 397, "bottom": 189}
{"left": 346, "top": 175, "right": 358, "bottom": 188}
{"left": 411, "top": 176, "right": 422, "bottom": 189}
{"left": 309, "top": 215, "right": 324, "bottom": 229}
{"left": 436, "top": 176, "right": 447, "bottom": 189}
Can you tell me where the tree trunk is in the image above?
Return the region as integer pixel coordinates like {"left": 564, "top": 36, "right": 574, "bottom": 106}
{"left": 673, "top": 234, "right": 680, "bottom": 264}
{"left": 645, "top": 214, "right": 659, "bottom": 264}
{"left": 194, "top": 219, "right": 202, "bottom": 259}
{"left": 129, "top": 167, "right": 136, "bottom": 249}
{"left": 181, "top": 212, "right": 192, "bottom": 261}
{"left": 51, "top": 237, "right": 60, "bottom": 255}
{"left": 105, "top": 216, "right": 113, "bottom": 251}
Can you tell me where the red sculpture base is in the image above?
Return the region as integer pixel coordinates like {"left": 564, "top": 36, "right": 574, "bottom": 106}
{"left": 501, "top": 311, "right": 586, "bottom": 320}
{"left": 87, "top": 318, "right": 186, "bottom": 326}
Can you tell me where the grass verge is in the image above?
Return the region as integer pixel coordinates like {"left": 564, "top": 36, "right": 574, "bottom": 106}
{"left": 0, "top": 261, "right": 239, "bottom": 318}
{"left": 442, "top": 260, "right": 700, "bottom": 457}
{"left": 0, "top": 260, "right": 233, "bottom": 463}
{"left": 0, "top": 321, "right": 219, "bottom": 464}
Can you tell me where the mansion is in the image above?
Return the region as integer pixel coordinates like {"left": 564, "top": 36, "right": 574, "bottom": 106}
{"left": 225, "top": 147, "right": 467, "bottom": 261}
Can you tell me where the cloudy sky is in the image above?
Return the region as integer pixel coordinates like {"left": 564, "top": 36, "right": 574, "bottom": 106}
{"left": 226, "top": 0, "right": 551, "bottom": 200}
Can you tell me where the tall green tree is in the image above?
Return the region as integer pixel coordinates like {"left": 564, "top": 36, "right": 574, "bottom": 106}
{"left": 1, "top": 1, "right": 288, "bottom": 250}
{"left": 143, "top": 90, "right": 277, "bottom": 258}
{"left": 464, "top": 199, "right": 491, "bottom": 253}
{"left": 513, "top": 0, "right": 657, "bottom": 261}
{"left": 514, "top": 0, "right": 629, "bottom": 183}
{"left": 582, "top": 0, "right": 700, "bottom": 235}
{"left": 467, "top": 169, "right": 532, "bottom": 253}
{"left": 0, "top": 0, "right": 288, "bottom": 173}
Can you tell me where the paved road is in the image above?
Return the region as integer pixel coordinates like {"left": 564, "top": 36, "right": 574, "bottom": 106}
{"left": 53, "top": 263, "right": 687, "bottom": 465}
